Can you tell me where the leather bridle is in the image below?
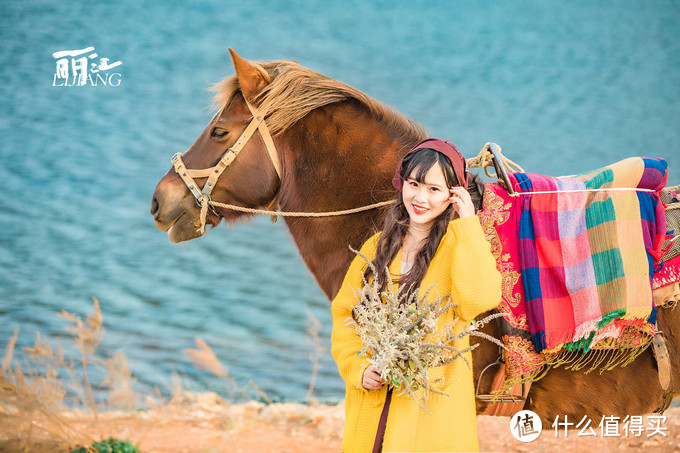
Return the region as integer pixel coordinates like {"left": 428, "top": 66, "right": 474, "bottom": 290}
{"left": 170, "top": 99, "right": 282, "bottom": 215}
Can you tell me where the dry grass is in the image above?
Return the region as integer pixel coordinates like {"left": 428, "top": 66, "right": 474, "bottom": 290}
{"left": 1, "top": 298, "right": 112, "bottom": 451}
{"left": 183, "top": 338, "right": 230, "bottom": 381}
{"left": 0, "top": 296, "right": 334, "bottom": 451}
{"left": 305, "top": 309, "right": 326, "bottom": 401}
{"left": 0, "top": 299, "right": 178, "bottom": 451}
{"left": 182, "top": 312, "right": 329, "bottom": 405}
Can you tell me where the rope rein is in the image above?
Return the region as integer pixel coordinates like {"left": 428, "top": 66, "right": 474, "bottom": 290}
{"left": 211, "top": 199, "right": 394, "bottom": 217}
{"left": 197, "top": 196, "right": 395, "bottom": 232}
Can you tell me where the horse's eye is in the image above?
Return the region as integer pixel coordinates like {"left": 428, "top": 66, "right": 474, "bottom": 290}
{"left": 211, "top": 127, "right": 229, "bottom": 139}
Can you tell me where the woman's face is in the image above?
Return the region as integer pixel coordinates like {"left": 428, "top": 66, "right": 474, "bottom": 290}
{"left": 402, "top": 162, "right": 452, "bottom": 228}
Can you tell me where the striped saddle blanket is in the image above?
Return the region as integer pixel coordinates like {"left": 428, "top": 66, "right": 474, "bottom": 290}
{"left": 507, "top": 157, "right": 668, "bottom": 353}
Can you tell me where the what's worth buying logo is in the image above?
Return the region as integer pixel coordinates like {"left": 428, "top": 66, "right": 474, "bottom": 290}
{"left": 52, "top": 46, "right": 122, "bottom": 87}
{"left": 510, "top": 410, "right": 543, "bottom": 442}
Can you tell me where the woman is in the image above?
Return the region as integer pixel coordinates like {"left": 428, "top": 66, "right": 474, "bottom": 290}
{"left": 331, "top": 138, "right": 502, "bottom": 452}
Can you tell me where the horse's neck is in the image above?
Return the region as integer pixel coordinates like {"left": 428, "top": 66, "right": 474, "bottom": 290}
{"left": 277, "top": 102, "right": 421, "bottom": 300}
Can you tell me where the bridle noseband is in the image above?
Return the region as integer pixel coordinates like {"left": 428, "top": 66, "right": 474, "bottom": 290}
{"left": 170, "top": 99, "right": 282, "bottom": 231}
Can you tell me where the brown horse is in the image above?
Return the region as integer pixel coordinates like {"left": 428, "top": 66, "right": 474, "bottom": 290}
{"left": 151, "top": 49, "right": 679, "bottom": 423}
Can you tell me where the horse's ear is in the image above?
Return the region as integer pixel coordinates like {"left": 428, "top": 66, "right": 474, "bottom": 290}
{"left": 229, "top": 48, "right": 269, "bottom": 101}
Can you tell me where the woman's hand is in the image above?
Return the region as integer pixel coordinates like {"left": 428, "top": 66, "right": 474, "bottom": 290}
{"left": 362, "top": 365, "right": 385, "bottom": 390}
{"left": 449, "top": 186, "right": 475, "bottom": 218}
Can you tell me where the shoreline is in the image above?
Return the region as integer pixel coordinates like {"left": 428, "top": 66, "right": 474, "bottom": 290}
{"left": 2, "top": 393, "right": 678, "bottom": 452}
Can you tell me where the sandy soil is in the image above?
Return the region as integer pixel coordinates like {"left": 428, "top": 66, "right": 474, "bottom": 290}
{"left": 1, "top": 393, "right": 678, "bottom": 452}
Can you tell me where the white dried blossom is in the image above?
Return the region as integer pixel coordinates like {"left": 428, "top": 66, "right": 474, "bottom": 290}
{"left": 345, "top": 247, "right": 505, "bottom": 413}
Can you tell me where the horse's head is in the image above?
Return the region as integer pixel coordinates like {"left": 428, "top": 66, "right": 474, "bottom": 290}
{"left": 150, "top": 48, "right": 434, "bottom": 297}
{"left": 150, "top": 49, "right": 285, "bottom": 243}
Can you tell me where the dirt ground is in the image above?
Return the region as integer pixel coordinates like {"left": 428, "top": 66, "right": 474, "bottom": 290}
{"left": 1, "top": 393, "right": 678, "bottom": 452}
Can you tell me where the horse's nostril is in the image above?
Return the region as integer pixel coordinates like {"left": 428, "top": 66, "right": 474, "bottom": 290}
{"left": 150, "top": 197, "right": 159, "bottom": 218}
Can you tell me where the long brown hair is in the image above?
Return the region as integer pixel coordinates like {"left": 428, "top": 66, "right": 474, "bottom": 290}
{"left": 364, "top": 148, "right": 459, "bottom": 297}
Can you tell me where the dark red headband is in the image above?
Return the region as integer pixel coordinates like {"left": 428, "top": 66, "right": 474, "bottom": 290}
{"left": 392, "top": 138, "right": 468, "bottom": 191}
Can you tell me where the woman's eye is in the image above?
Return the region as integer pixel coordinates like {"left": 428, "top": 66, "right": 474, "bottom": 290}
{"left": 430, "top": 187, "right": 439, "bottom": 192}
{"left": 409, "top": 181, "right": 418, "bottom": 187}
{"left": 211, "top": 128, "right": 229, "bottom": 139}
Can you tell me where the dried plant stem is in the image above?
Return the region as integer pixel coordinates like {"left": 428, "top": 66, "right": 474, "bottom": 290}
{"left": 81, "top": 350, "right": 99, "bottom": 425}
{"left": 467, "top": 330, "right": 508, "bottom": 350}
{"left": 471, "top": 311, "right": 509, "bottom": 329}
{"left": 306, "top": 364, "right": 319, "bottom": 401}
{"left": 1, "top": 371, "right": 95, "bottom": 447}
{"left": 305, "top": 309, "right": 326, "bottom": 401}
{"left": 1, "top": 329, "right": 18, "bottom": 373}
{"left": 248, "top": 379, "right": 274, "bottom": 404}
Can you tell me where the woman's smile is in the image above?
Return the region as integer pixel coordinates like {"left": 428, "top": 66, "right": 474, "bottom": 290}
{"left": 412, "top": 204, "right": 428, "bottom": 215}
{"left": 402, "top": 163, "right": 452, "bottom": 227}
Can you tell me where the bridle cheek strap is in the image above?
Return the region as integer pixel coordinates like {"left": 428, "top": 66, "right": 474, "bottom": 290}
{"left": 171, "top": 100, "right": 282, "bottom": 228}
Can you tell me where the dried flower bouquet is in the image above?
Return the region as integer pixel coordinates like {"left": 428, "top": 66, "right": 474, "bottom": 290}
{"left": 346, "top": 248, "right": 505, "bottom": 412}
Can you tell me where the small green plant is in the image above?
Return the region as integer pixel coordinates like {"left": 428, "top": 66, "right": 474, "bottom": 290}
{"left": 71, "top": 437, "right": 140, "bottom": 453}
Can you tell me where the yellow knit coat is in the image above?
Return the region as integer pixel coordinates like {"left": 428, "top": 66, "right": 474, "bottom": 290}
{"left": 331, "top": 215, "right": 502, "bottom": 452}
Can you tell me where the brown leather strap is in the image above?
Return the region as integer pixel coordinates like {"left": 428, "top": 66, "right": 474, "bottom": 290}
{"left": 171, "top": 153, "right": 204, "bottom": 200}
{"left": 256, "top": 110, "right": 282, "bottom": 179}
{"left": 200, "top": 102, "right": 266, "bottom": 198}
{"left": 652, "top": 324, "right": 675, "bottom": 414}
{"left": 171, "top": 99, "right": 282, "bottom": 206}
{"left": 373, "top": 388, "right": 392, "bottom": 453}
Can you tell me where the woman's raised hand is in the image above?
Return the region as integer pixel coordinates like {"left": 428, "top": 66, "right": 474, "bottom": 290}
{"left": 362, "top": 365, "right": 385, "bottom": 390}
{"left": 449, "top": 186, "right": 475, "bottom": 218}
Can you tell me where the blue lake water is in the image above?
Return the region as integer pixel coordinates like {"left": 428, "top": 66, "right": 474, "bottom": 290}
{"left": 1, "top": 0, "right": 679, "bottom": 403}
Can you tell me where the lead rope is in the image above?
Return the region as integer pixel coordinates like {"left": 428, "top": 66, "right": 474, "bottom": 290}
{"left": 197, "top": 198, "right": 396, "bottom": 233}
{"left": 198, "top": 195, "right": 211, "bottom": 235}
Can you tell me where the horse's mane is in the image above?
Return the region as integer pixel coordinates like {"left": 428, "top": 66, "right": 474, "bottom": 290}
{"left": 211, "top": 60, "right": 427, "bottom": 142}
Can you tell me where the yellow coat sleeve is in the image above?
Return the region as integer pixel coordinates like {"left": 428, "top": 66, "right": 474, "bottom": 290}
{"left": 330, "top": 234, "right": 380, "bottom": 392}
{"left": 445, "top": 215, "right": 502, "bottom": 322}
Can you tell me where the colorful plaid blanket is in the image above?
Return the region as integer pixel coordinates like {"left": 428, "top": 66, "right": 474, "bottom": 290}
{"left": 509, "top": 157, "right": 668, "bottom": 353}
